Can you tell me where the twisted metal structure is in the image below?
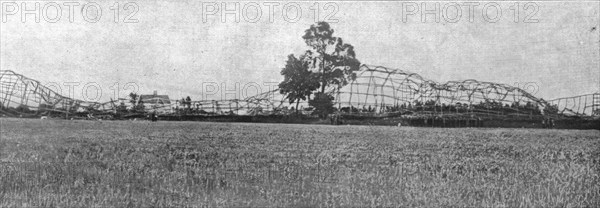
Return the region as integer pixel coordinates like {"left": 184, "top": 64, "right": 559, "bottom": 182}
{"left": 548, "top": 93, "right": 600, "bottom": 116}
{"left": 334, "top": 65, "right": 553, "bottom": 117}
{"left": 1, "top": 65, "right": 598, "bottom": 119}
{"left": 171, "top": 90, "right": 288, "bottom": 116}
{"left": 0, "top": 70, "right": 115, "bottom": 117}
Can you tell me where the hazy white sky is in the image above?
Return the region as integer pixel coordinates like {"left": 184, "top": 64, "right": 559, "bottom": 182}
{"left": 1, "top": 1, "right": 598, "bottom": 102}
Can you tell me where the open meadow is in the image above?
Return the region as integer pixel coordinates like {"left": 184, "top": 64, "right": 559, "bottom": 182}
{"left": 0, "top": 118, "right": 599, "bottom": 207}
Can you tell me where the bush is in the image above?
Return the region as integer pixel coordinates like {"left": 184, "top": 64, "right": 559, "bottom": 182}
{"left": 543, "top": 104, "right": 559, "bottom": 115}
{"left": 15, "top": 104, "right": 31, "bottom": 113}
{"left": 309, "top": 92, "right": 334, "bottom": 118}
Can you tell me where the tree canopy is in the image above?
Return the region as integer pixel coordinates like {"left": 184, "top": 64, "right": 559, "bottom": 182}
{"left": 279, "top": 54, "right": 319, "bottom": 114}
{"left": 302, "top": 21, "right": 361, "bottom": 93}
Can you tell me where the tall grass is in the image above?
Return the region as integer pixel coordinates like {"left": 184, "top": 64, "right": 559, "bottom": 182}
{"left": 0, "top": 118, "right": 598, "bottom": 207}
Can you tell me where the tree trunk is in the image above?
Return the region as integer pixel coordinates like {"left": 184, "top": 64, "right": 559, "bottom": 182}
{"left": 321, "top": 55, "right": 326, "bottom": 94}
{"left": 296, "top": 99, "right": 300, "bottom": 116}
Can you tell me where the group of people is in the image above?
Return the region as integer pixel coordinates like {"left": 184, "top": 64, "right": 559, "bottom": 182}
{"left": 542, "top": 118, "right": 555, "bottom": 128}
{"left": 329, "top": 114, "right": 343, "bottom": 125}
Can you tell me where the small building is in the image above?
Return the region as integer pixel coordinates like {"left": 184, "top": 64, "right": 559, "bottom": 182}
{"left": 139, "top": 90, "right": 171, "bottom": 113}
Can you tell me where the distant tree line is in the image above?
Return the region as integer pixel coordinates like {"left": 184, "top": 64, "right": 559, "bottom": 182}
{"left": 338, "top": 99, "right": 559, "bottom": 116}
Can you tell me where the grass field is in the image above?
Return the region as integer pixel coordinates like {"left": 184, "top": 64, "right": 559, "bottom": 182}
{"left": 0, "top": 118, "right": 599, "bottom": 207}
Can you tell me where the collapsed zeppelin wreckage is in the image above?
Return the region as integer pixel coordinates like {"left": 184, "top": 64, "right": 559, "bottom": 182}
{"left": 0, "top": 70, "right": 116, "bottom": 118}
{"left": 1, "top": 65, "right": 599, "bottom": 120}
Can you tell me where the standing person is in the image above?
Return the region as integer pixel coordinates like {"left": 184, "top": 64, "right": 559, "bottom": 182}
{"left": 151, "top": 111, "right": 158, "bottom": 122}
{"left": 542, "top": 119, "right": 547, "bottom": 128}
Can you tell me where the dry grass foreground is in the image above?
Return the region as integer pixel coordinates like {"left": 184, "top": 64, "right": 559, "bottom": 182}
{"left": 0, "top": 118, "right": 599, "bottom": 207}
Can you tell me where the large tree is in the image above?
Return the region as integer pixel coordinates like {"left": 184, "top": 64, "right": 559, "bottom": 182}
{"left": 302, "top": 21, "right": 361, "bottom": 93}
{"left": 279, "top": 54, "right": 320, "bottom": 114}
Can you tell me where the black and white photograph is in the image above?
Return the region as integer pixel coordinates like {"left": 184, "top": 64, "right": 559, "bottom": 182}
{"left": 0, "top": 0, "right": 599, "bottom": 207}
